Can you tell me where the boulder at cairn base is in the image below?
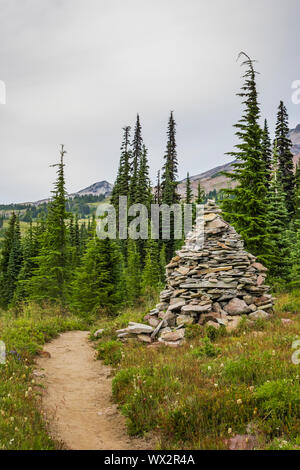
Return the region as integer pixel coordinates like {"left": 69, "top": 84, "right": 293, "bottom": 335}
{"left": 152, "top": 199, "right": 274, "bottom": 330}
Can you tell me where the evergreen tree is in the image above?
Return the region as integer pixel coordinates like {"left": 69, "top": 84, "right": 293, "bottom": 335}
{"left": 129, "top": 115, "right": 143, "bottom": 204}
{"left": 79, "top": 221, "right": 89, "bottom": 255}
{"left": 5, "top": 215, "right": 22, "bottom": 305}
{"left": 274, "top": 101, "right": 295, "bottom": 214}
{"left": 161, "top": 111, "right": 179, "bottom": 204}
{"left": 154, "top": 170, "right": 162, "bottom": 204}
{"left": 111, "top": 126, "right": 131, "bottom": 213}
{"left": 185, "top": 172, "right": 193, "bottom": 203}
{"left": 29, "top": 146, "right": 70, "bottom": 304}
{"left": 221, "top": 52, "right": 271, "bottom": 265}
{"left": 125, "top": 238, "right": 141, "bottom": 302}
{"left": 142, "top": 238, "right": 161, "bottom": 296}
{"left": 294, "top": 162, "right": 300, "bottom": 229}
{"left": 137, "top": 145, "right": 151, "bottom": 208}
{"left": 13, "top": 221, "right": 42, "bottom": 303}
{"left": 69, "top": 214, "right": 81, "bottom": 269}
{"left": 161, "top": 111, "right": 180, "bottom": 261}
{"left": 267, "top": 142, "right": 291, "bottom": 279}
{"left": 0, "top": 212, "right": 22, "bottom": 307}
{"left": 159, "top": 244, "right": 167, "bottom": 283}
{"left": 196, "top": 181, "right": 205, "bottom": 204}
{"left": 261, "top": 119, "right": 272, "bottom": 184}
{"left": 289, "top": 229, "right": 300, "bottom": 288}
{"left": 70, "top": 236, "right": 124, "bottom": 317}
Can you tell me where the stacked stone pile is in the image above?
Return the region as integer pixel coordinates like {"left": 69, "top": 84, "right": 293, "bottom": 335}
{"left": 117, "top": 200, "right": 274, "bottom": 347}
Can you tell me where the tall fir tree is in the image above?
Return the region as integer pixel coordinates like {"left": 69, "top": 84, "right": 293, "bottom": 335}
{"left": 29, "top": 146, "right": 70, "bottom": 304}
{"left": 137, "top": 145, "right": 151, "bottom": 208}
{"left": 261, "top": 119, "right": 272, "bottom": 185}
{"left": 111, "top": 126, "right": 132, "bottom": 214}
{"left": 129, "top": 115, "right": 143, "bottom": 204}
{"left": 154, "top": 170, "right": 162, "bottom": 204}
{"left": 274, "top": 101, "right": 295, "bottom": 214}
{"left": 221, "top": 52, "right": 271, "bottom": 265}
{"left": 293, "top": 162, "right": 300, "bottom": 229}
{"left": 185, "top": 172, "right": 193, "bottom": 203}
{"left": 161, "top": 111, "right": 179, "bottom": 204}
{"left": 161, "top": 111, "right": 180, "bottom": 261}
{"left": 267, "top": 142, "right": 291, "bottom": 279}
{"left": 196, "top": 181, "right": 205, "bottom": 204}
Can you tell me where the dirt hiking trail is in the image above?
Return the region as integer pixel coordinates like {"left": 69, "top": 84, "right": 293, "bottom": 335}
{"left": 36, "top": 331, "right": 152, "bottom": 450}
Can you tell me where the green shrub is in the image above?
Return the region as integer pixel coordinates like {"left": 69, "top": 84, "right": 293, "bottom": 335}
{"left": 97, "top": 340, "right": 122, "bottom": 366}
{"left": 255, "top": 379, "right": 300, "bottom": 419}
{"left": 205, "top": 324, "right": 226, "bottom": 341}
{"left": 222, "top": 351, "right": 297, "bottom": 386}
{"left": 190, "top": 337, "right": 221, "bottom": 358}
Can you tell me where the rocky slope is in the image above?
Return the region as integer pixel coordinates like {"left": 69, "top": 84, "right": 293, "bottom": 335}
{"left": 177, "top": 123, "right": 300, "bottom": 198}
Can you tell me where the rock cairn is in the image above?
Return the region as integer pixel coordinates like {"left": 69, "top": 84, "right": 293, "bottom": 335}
{"left": 117, "top": 200, "right": 274, "bottom": 347}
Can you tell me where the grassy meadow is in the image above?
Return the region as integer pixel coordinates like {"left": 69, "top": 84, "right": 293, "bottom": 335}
{"left": 91, "top": 291, "right": 300, "bottom": 450}
{"left": 0, "top": 292, "right": 299, "bottom": 450}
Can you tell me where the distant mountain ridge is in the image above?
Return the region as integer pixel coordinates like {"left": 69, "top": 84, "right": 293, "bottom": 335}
{"left": 177, "top": 123, "right": 300, "bottom": 198}
{"left": 24, "top": 180, "right": 113, "bottom": 207}
{"left": 16, "top": 123, "right": 300, "bottom": 206}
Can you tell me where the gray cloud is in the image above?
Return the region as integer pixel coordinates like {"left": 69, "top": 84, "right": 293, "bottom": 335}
{"left": 0, "top": 0, "right": 299, "bottom": 203}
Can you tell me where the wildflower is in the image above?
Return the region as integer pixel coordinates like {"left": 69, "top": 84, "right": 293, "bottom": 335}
{"left": 14, "top": 427, "right": 19, "bottom": 432}
{"left": 10, "top": 417, "right": 14, "bottom": 422}
{"left": 227, "top": 428, "right": 232, "bottom": 434}
{"left": 214, "top": 383, "right": 218, "bottom": 388}
{"left": 249, "top": 386, "right": 254, "bottom": 392}
{"left": 208, "top": 366, "right": 212, "bottom": 371}
{"left": 253, "top": 408, "right": 257, "bottom": 415}
{"left": 220, "top": 363, "right": 224, "bottom": 368}
{"left": 236, "top": 399, "right": 242, "bottom": 405}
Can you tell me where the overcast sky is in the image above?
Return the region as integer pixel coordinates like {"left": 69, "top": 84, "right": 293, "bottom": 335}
{"left": 0, "top": 0, "right": 299, "bottom": 203}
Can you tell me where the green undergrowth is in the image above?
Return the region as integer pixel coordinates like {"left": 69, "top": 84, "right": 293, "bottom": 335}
{"left": 0, "top": 303, "right": 88, "bottom": 450}
{"left": 93, "top": 292, "right": 300, "bottom": 450}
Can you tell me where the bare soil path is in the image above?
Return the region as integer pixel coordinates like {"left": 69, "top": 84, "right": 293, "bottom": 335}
{"left": 36, "top": 331, "right": 152, "bottom": 450}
